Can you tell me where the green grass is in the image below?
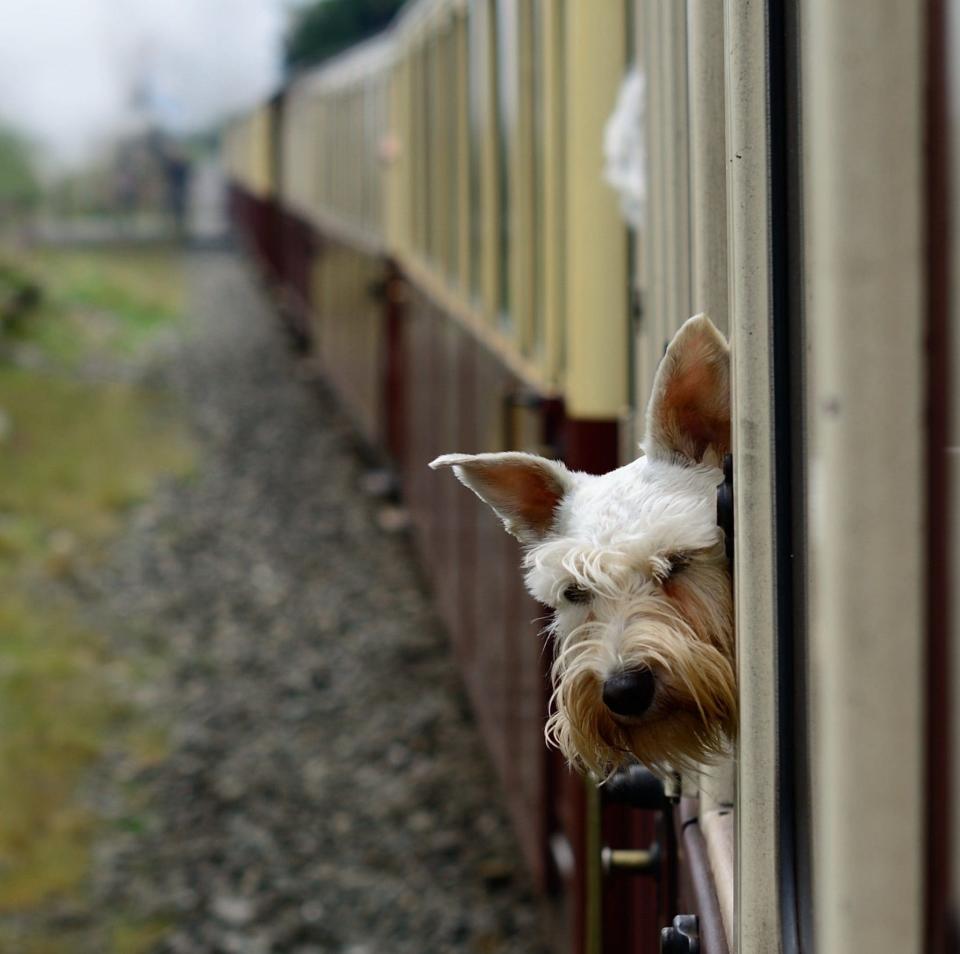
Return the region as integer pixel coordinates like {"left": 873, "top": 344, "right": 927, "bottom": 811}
{"left": 0, "top": 593, "right": 112, "bottom": 910}
{"left": 4, "top": 247, "right": 185, "bottom": 362}
{"left": 0, "top": 246, "right": 193, "bottom": 949}
{"left": 0, "top": 368, "right": 192, "bottom": 556}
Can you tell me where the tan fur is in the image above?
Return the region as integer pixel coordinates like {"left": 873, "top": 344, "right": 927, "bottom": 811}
{"left": 432, "top": 314, "right": 736, "bottom": 778}
{"left": 644, "top": 315, "right": 731, "bottom": 467}
{"left": 544, "top": 542, "right": 736, "bottom": 778}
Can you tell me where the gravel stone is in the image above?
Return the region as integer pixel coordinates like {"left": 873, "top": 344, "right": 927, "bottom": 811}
{"left": 44, "top": 251, "right": 553, "bottom": 954}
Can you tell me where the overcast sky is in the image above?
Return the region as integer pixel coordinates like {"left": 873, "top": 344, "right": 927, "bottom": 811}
{"left": 0, "top": 0, "right": 290, "bottom": 168}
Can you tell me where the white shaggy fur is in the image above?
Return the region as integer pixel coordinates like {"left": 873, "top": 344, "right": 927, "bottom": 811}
{"left": 431, "top": 315, "right": 735, "bottom": 777}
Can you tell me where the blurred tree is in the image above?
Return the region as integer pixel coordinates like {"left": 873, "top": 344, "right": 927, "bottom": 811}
{"left": 0, "top": 127, "right": 40, "bottom": 213}
{"left": 284, "top": 0, "right": 405, "bottom": 73}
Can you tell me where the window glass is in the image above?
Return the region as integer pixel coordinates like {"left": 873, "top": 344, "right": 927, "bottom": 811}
{"left": 468, "top": 1, "right": 485, "bottom": 301}
{"left": 554, "top": 0, "right": 567, "bottom": 376}
{"left": 415, "top": 49, "right": 427, "bottom": 253}
{"left": 410, "top": 55, "right": 419, "bottom": 249}
{"left": 494, "top": 0, "right": 516, "bottom": 325}
{"left": 423, "top": 42, "right": 435, "bottom": 259}
{"left": 624, "top": 0, "right": 639, "bottom": 403}
{"left": 447, "top": 26, "right": 459, "bottom": 282}
{"left": 529, "top": 0, "right": 544, "bottom": 356}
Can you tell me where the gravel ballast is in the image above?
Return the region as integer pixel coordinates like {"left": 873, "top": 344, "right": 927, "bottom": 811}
{"left": 70, "top": 252, "right": 554, "bottom": 954}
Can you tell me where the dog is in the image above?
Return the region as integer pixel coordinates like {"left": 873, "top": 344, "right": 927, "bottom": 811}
{"left": 430, "top": 315, "right": 735, "bottom": 778}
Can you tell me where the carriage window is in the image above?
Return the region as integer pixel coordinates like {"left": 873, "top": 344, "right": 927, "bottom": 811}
{"left": 418, "top": 48, "right": 428, "bottom": 253}
{"left": 411, "top": 53, "right": 421, "bottom": 251}
{"left": 410, "top": 57, "right": 422, "bottom": 252}
{"left": 331, "top": 98, "right": 339, "bottom": 214}
{"left": 494, "top": 0, "right": 516, "bottom": 327}
{"left": 354, "top": 88, "right": 363, "bottom": 222}
{"left": 358, "top": 87, "right": 367, "bottom": 223}
{"left": 345, "top": 92, "right": 354, "bottom": 219}
{"left": 349, "top": 90, "right": 356, "bottom": 219}
{"left": 623, "top": 0, "right": 639, "bottom": 407}
{"left": 423, "top": 42, "right": 435, "bottom": 260}
{"left": 364, "top": 86, "right": 371, "bottom": 225}
{"left": 446, "top": 24, "right": 459, "bottom": 283}
{"left": 430, "top": 35, "right": 445, "bottom": 265}
{"left": 336, "top": 96, "right": 346, "bottom": 220}
{"left": 454, "top": 13, "right": 469, "bottom": 289}
{"left": 367, "top": 82, "right": 376, "bottom": 233}
{"left": 528, "top": 0, "right": 544, "bottom": 358}
{"left": 552, "top": 0, "right": 567, "bottom": 380}
{"left": 323, "top": 101, "right": 331, "bottom": 215}
{"left": 468, "top": 1, "right": 484, "bottom": 301}
{"left": 377, "top": 78, "right": 386, "bottom": 235}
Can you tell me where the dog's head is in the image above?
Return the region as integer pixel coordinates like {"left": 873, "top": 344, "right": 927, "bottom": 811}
{"left": 431, "top": 315, "right": 735, "bottom": 777}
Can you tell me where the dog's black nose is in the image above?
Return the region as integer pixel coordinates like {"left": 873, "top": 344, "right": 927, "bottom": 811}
{"left": 602, "top": 669, "right": 656, "bottom": 717}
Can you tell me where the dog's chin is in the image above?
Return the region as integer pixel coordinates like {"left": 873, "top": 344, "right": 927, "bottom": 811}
{"left": 620, "top": 706, "right": 734, "bottom": 773}
{"left": 550, "top": 668, "right": 737, "bottom": 777}
{"left": 576, "top": 698, "right": 734, "bottom": 777}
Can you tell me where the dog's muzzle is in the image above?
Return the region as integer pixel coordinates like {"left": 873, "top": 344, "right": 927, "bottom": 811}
{"left": 602, "top": 668, "right": 656, "bottom": 717}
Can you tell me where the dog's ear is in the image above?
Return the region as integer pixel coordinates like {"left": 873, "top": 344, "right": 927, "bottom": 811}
{"left": 643, "top": 313, "right": 730, "bottom": 466}
{"left": 429, "top": 452, "right": 573, "bottom": 544}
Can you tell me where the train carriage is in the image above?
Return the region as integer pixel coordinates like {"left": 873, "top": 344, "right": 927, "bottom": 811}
{"left": 223, "top": 1, "right": 957, "bottom": 952}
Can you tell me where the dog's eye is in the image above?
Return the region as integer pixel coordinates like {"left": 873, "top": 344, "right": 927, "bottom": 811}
{"left": 562, "top": 585, "right": 592, "bottom": 605}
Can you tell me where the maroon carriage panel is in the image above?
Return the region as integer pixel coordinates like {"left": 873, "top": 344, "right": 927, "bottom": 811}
{"left": 398, "top": 281, "right": 552, "bottom": 890}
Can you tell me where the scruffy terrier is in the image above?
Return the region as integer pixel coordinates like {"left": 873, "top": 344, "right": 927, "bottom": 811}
{"left": 430, "top": 315, "right": 735, "bottom": 778}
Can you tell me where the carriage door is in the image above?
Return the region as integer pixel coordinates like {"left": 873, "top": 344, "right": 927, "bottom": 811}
{"left": 628, "top": 0, "right": 805, "bottom": 951}
{"left": 619, "top": 0, "right": 737, "bottom": 950}
{"left": 803, "top": 1, "right": 949, "bottom": 953}
{"left": 614, "top": 1, "right": 948, "bottom": 952}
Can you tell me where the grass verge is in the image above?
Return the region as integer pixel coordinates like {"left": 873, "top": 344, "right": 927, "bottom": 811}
{"left": 4, "top": 246, "right": 185, "bottom": 363}
{"left": 0, "top": 244, "right": 193, "bottom": 951}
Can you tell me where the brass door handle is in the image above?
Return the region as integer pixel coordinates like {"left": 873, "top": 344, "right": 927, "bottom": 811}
{"left": 601, "top": 841, "right": 661, "bottom": 876}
